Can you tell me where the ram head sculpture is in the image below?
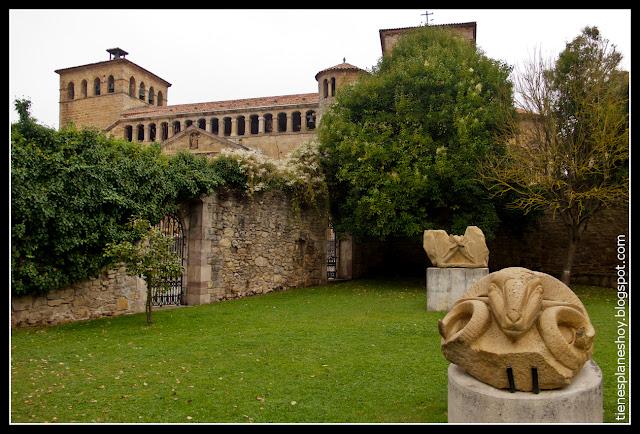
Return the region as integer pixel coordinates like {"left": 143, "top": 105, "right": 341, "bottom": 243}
{"left": 438, "top": 267, "right": 595, "bottom": 392}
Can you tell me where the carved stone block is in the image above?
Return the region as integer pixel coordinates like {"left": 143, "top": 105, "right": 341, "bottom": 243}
{"left": 438, "top": 267, "right": 595, "bottom": 391}
{"left": 423, "top": 226, "right": 489, "bottom": 268}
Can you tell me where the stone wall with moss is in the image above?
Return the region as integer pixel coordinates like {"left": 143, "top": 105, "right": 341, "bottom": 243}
{"left": 12, "top": 190, "right": 329, "bottom": 327}
{"left": 184, "top": 191, "right": 328, "bottom": 304}
{"left": 11, "top": 266, "right": 146, "bottom": 327}
{"left": 489, "top": 205, "right": 629, "bottom": 287}
{"left": 349, "top": 205, "right": 628, "bottom": 288}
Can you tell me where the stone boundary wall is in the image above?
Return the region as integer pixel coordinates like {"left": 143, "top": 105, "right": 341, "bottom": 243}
{"left": 203, "top": 191, "right": 328, "bottom": 302}
{"left": 11, "top": 266, "right": 146, "bottom": 327}
{"left": 12, "top": 190, "right": 329, "bottom": 328}
{"left": 351, "top": 204, "right": 628, "bottom": 287}
{"left": 489, "top": 205, "right": 629, "bottom": 288}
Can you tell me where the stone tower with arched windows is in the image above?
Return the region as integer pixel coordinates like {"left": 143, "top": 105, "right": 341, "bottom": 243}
{"left": 314, "top": 60, "right": 367, "bottom": 124}
{"left": 55, "top": 48, "right": 171, "bottom": 131}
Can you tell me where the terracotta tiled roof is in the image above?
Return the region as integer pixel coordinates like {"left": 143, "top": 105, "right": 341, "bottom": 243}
{"left": 54, "top": 58, "right": 171, "bottom": 87}
{"left": 121, "top": 93, "right": 319, "bottom": 119}
{"left": 315, "top": 62, "right": 367, "bottom": 81}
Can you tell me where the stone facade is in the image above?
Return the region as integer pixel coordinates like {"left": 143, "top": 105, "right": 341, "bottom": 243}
{"left": 159, "top": 124, "right": 251, "bottom": 156}
{"left": 238, "top": 131, "right": 317, "bottom": 159}
{"left": 379, "top": 22, "right": 476, "bottom": 55}
{"left": 56, "top": 58, "right": 170, "bottom": 131}
{"left": 105, "top": 93, "right": 324, "bottom": 159}
{"left": 55, "top": 52, "right": 365, "bottom": 159}
{"left": 11, "top": 266, "right": 146, "bottom": 327}
{"left": 315, "top": 62, "right": 367, "bottom": 120}
{"left": 184, "top": 190, "right": 328, "bottom": 304}
{"left": 12, "top": 191, "right": 328, "bottom": 327}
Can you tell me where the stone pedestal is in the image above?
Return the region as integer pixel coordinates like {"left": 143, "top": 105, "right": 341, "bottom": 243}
{"left": 426, "top": 267, "right": 488, "bottom": 311}
{"left": 447, "top": 360, "right": 603, "bottom": 423}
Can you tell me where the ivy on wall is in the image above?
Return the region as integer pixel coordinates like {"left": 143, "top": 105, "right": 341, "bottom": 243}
{"left": 11, "top": 100, "right": 326, "bottom": 296}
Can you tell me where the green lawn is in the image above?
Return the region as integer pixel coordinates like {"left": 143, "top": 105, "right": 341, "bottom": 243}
{"left": 10, "top": 279, "right": 626, "bottom": 423}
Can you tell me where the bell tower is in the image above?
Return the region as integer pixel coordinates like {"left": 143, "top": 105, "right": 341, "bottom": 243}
{"left": 314, "top": 59, "right": 366, "bottom": 125}
{"left": 55, "top": 48, "right": 171, "bottom": 131}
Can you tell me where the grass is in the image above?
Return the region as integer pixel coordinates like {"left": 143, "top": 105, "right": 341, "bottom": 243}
{"left": 10, "top": 279, "right": 626, "bottom": 423}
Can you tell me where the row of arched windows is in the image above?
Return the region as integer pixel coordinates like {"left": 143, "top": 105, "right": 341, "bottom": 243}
{"left": 128, "top": 77, "right": 163, "bottom": 106}
{"left": 124, "top": 110, "right": 317, "bottom": 142}
{"left": 66, "top": 75, "right": 115, "bottom": 100}
{"left": 65, "top": 75, "right": 164, "bottom": 106}
{"left": 322, "top": 77, "right": 336, "bottom": 99}
{"left": 125, "top": 124, "right": 162, "bottom": 142}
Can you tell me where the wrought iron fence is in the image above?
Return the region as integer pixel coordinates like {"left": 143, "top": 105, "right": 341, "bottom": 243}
{"left": 152, "top": 214, "right": 185, "bottom": 306}
{"left": 327, "top": 222, "right": 338, "bottom": 279}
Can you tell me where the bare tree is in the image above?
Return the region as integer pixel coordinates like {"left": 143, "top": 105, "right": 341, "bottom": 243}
{"left": 482, "top": 27, "right": 628, "bottom": 285}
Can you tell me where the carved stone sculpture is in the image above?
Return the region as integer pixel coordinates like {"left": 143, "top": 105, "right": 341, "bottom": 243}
{"left": 438, "top": 267, "right": 595, "bottom": 391}
{"left": 189, "top": 131, "right": 199, "bottom": 149}
{"left": 423, "top": 226, "right": 489, "bottom": 268}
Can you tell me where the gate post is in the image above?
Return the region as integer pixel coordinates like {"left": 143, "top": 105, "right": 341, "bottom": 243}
{"left": 337, "top": 234, "right": 353, "bottom": 280}
{"left": 185, "top": 198, "right": 211, "bottom": 305}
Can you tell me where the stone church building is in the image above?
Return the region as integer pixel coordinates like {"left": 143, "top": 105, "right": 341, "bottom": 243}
{"left": 54, "top": 22, "right": 477, "bottom": 159}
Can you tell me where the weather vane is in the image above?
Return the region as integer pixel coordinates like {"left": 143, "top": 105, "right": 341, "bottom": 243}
{"left": 421, "top": 10, "right": 434, "bottom": 26}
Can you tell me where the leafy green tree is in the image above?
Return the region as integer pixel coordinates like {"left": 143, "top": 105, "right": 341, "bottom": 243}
{"left": 104, "top": 218, "right": 183, "bottom": 324}
{"left": 318, "top": 25, "right": 515, "bottom": 241}
{"left": 11, "top": 101, "right": 224, "bottom": 295}
{"left": 482, "top": 27, "right": 629, "bottom": 284}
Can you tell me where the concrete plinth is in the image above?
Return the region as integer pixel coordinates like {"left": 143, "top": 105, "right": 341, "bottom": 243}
{"left": 447, "top": 360, "right": 603, "bottom": 423}
{"left": 426, "top": 267, "right": 488, "bottom": 311}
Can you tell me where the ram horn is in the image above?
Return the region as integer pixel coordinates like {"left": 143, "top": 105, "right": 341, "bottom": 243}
{"left": 537, "top": 305, "right": 595, "bottom": 371}
{"left": 438, "top": 300, "right": 491, "bottom": 345}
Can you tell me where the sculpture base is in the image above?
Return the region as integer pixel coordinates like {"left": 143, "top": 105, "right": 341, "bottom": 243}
{"left": 447, "top": 361, "right": 603, "bottom": 423}
{"left": 426, "top": 267, "right": 488, "bottom": 311}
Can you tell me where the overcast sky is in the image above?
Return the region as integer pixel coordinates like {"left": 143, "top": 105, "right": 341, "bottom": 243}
{"left": 9, "top": 9, "right": 631, "bottom": 129}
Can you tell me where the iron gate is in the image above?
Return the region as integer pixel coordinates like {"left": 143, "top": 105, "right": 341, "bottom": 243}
{"left": 152, "top": 214, "right": 185, "bottom": 306}
{"left": 327, "top": 222, "right": 338, "bottom": 279}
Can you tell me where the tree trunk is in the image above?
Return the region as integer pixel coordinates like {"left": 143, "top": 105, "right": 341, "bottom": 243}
{"left": 146, "top": 285, "right": 153, "bottom": 325}
{"left": 561, "top": 227, "right": 582, "bottom": 286}
{"left": 561, "top": 238, "right": 577, "bottom": 285}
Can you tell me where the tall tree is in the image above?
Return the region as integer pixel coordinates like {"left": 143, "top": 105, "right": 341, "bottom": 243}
{"left": 482, "top": 27, "right": 629, "bottom": 284}
{"left": 319, "top": 25, "right": 515, "bottom": 241}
